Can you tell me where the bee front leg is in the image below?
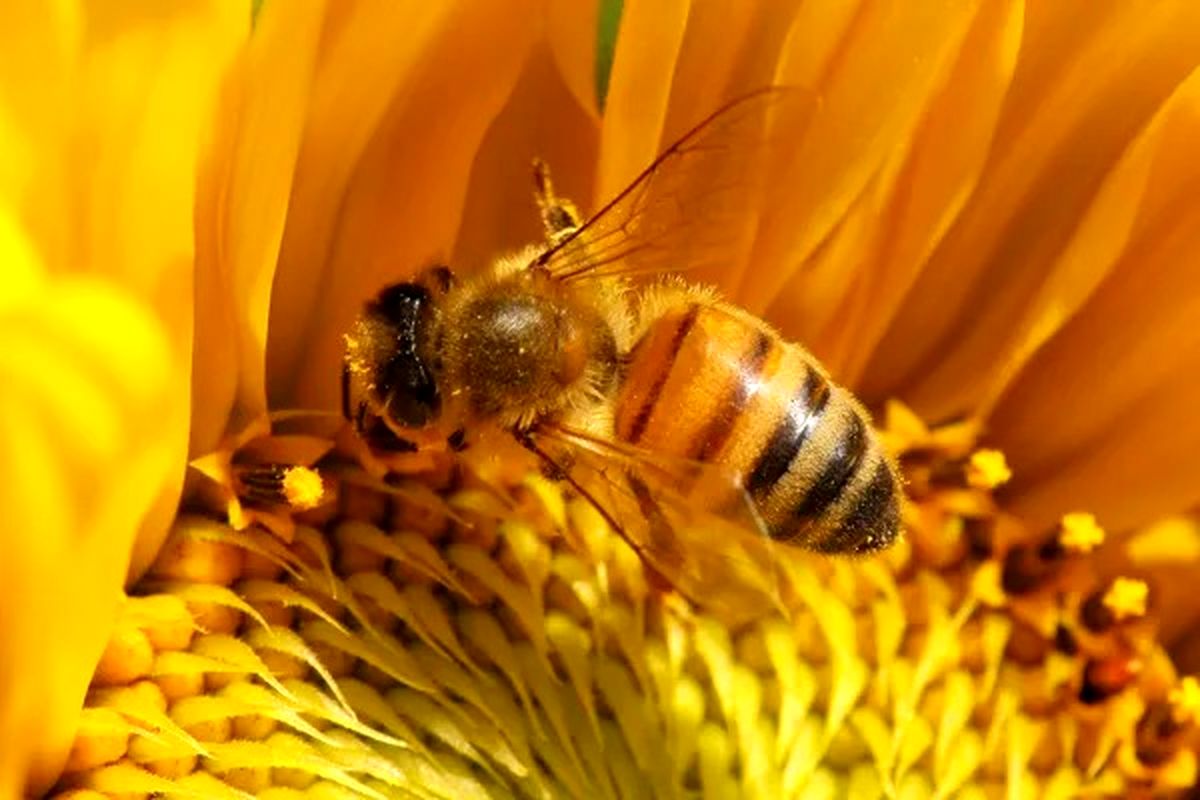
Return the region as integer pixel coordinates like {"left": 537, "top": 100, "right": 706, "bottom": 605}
{"left": 532, "top": 158, "right": 581, "bottom": 244}
{"left": 512, "top": 428, "right": 569, "bottom": 482}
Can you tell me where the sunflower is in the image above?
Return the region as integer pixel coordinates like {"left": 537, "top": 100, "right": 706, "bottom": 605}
{"left": 8, "top": 1, "right": 1200, "bottom": 798}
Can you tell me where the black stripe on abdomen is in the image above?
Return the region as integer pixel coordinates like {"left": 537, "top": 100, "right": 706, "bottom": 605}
{"left": 626, "top": 304, "right": 700, "bottom": 443}
{"left": 692, "top": 330, "right": 774, "bottom": 462}
{"left": 811, "top": 458, "right": 900, "bottom": 554}
{"left": 745, "top": 365, "right": 830, "bottom": 498}
{"left": 790, "top": 410, "right": 866, "bottom": 526}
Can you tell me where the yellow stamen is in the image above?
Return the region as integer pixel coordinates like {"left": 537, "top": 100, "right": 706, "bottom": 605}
{"left": 966, "top": 448, "right": 1011, "bottom": 489}
{"left": 1058, "top": 511, "right": 1105, "bottom": 553}
{"left": 61, "top": 708, "right": 130, "bottom": 773}
{"left": 1170, "top": 677, "right": 1200, "bottom": 726}
{"left": 1102, "top": 577, "right": 1149, "bottom": 621}
{"left": 281, "top": 465, "right": 325, "bottom": 510}
{"left": 55, "top": 405, "right": 1200, "bottom": 796}
{"left": 91, "top": 624, "right": 153, "bottom": 688}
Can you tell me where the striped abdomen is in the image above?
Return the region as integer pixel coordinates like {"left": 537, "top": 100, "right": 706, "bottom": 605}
{"left": 614, "top": 303, "right": 900, "bottom": 554}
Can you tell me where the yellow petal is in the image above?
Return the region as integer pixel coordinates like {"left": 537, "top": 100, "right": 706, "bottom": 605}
{"left": 71, "top": 3, "right": 244, "bottom": 314}
{"left": 0, "top": 2, "right": 247, "bottom": 579}
{"left": 859, "top": 1, "right": 1200, "bottom": 420}
{"left": 0, "top": 0, "right": 79, "bottom": 208}
{"left": 452, "top": 41, "right": 599, "bottom": 269}
{"left": 0, "top": 275, "right": 175, "bottom": 796}
{"left": 191, "top": 0, "right": 325, "bottom": 455}
{"left": 267, "top": 0, "right": 539, "bottom": 412}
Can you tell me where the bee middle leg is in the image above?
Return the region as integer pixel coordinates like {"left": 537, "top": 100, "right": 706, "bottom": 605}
{"left": 532, "top": 159, "right": 581, "bottom": 243}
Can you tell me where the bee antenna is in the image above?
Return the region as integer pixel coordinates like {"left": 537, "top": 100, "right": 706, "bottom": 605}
{"left": 531, "top": 158, "right": 580, "bottom": 242}
{"left": 532, "top": 157, "right": 552, "bottom": 196}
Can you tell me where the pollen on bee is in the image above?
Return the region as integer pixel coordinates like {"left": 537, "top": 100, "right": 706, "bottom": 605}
{"left": 1058, "top": 510, "right": 1106, "bottom": 553}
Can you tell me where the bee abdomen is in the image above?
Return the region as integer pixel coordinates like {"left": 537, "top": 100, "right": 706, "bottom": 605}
{"left": 615, "top": 302, "right": 899, "bottom": 554}
{"left": 755, "top": 385, "right": 899, "bottom": 554}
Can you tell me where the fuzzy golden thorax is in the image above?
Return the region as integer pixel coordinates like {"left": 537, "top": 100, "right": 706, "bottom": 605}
{"left": 436, "top": 255, "right": 628, "bottom": 432}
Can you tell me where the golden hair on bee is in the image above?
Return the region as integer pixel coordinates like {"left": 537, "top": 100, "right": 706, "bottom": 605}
{"left": 342, "top": 87, "right": 902, "bottom": 566}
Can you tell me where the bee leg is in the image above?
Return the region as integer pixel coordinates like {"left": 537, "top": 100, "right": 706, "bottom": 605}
{"left": 341, "top": 363, "right": 353, "bottom": 421}
{"left": 512, "top": 428, "right": 625, "bottom": 536}
{"left": 532, "top": 158, "right": 581, "bottom": 242}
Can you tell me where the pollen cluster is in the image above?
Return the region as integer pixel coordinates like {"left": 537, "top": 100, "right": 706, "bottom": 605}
{"left": 52, "top": 405, "right": 1200, "bottom": 799}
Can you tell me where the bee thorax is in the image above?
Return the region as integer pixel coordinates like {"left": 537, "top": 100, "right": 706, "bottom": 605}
{"left": 448, "top": 285, "right": 614, "bottom": 424}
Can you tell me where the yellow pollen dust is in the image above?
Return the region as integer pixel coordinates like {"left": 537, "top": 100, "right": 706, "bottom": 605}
{"left": 1102, "top": 576, "right": 1149, "bottom": 620}
{"left": 1058, "top": 511, "right": 1106, "bottom": 553}
{"left": 966, "top": 448, "right": 1011, "bottom": 489}
{"left": 281, "top": 466, "right": 324, "bottom": 510}
{"left": 1170, "top": 677, "right": 1200, "bottom": 725}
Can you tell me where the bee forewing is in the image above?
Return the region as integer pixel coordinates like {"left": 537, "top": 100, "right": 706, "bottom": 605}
{"left": 537, "top": 425, "right": 790, "bottom": 624}
{"left": 535, "top": 86, "right": 814, "bottom": 288}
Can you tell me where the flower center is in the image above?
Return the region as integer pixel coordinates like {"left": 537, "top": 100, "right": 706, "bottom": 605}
{"left": 51, "top": 403, "right": 1200, "bottom": 798}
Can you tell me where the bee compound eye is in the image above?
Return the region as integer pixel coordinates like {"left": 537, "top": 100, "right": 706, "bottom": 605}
{"left": 366, "top": 281, "right": 442, "bottom": 428}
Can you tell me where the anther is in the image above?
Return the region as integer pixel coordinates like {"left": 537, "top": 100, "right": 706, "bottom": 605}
{"left": 965, "top": 449, "right": 1011, "bottom": 490}
{"left": 1101, "top": 577, "right": 1149, "bottom": 622}
{"left": 1169, "top": 676, "right": 1200, "bottom": 726}
{"left": 233, "top": 463, "right": 326, "bottom": 510}
{"left": 1057, "top": 511, "right": 1105, "bottom": 554}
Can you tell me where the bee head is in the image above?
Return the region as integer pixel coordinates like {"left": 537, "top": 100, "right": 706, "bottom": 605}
{"left": 345, "top": 270, "right": 452, "bottom": 432}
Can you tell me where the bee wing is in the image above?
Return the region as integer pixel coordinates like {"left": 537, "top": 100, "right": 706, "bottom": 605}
{"left": 531, "top": 425, "right": 790, "bottom": 625}
{"left": 533, "top": 86, "right": 808, "bottom": 285}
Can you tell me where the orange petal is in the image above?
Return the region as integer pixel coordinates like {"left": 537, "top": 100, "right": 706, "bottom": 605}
{"left": 191, "top": 1, "right": 326, "bottom": 456}
{"left": 974, "top": 61, "right": 1200, "bottom": 421}
{"left": 593, "top": 0, "right": 689, "bottom": 204}
{"left": 655, "top": 1, "right": 771, "bottom": 146}
{"left": 594, "top": 2, "right": 807, "bottom": 294}
{"left": 744, "top": 0, "right": 981, "bottom": 326}
{"left": 544, "top": 0, "right": 601, "bottom": 118}
{"left": 859, "top": 1, "right": 1200, "bottom": 420}
{"left": 1094, "top": 517, "right": 1200, "bottom": 653}
{"left": 0, "top": 271, "right": 176, "bottom": 796}
{"left": 452, "top": 41, "right": 599, "bottom": 269}
{"left": 818, "top": 0, "right": 1024, "bottom": 385}
{"left": 267, "top": 0, "right": 539, "bottom": 412}
{"left": 989, "top": 67, "right": 1200, "bottom": 530}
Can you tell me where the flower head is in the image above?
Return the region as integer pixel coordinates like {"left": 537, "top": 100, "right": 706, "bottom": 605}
{"left": 6, "top": 1, "right": 1200, "bottom": 798}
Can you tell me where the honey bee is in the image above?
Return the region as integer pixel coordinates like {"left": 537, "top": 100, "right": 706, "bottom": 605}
{"left": 343, "top": 88, "right": 901, "bottom": 573}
